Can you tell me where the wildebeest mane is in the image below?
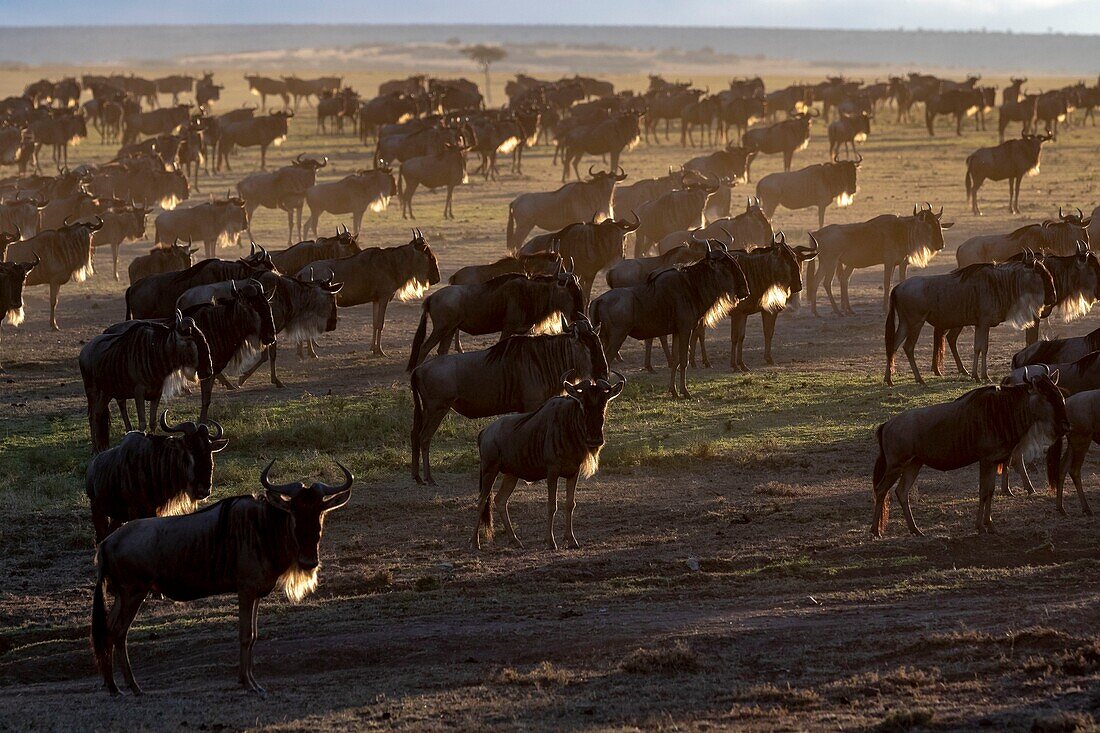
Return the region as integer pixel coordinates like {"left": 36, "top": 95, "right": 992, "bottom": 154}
{"left": 485, "top": 332, "right": 605, "bottom": 388}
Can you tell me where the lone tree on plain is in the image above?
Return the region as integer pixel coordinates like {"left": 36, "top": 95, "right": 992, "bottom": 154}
{"left": 462, "top": 44, "right": 506, "bottom": 105}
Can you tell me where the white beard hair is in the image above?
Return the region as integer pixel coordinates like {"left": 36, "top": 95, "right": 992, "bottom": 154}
{"left": 1006, "top": 290, "right": 1046, "bottom": 330}
{"left": 703, "top": 294, "right": 735, "bottom": 328}
{"left": 162, "top": 366, "right": 199, "bottom": 399}
{"left": 854, "top": 132, "right": 867, "bottom": 142}
{"left": 760, "top": 284, "right": 791, "bottom": 313}
{"left": 496, "top": 136, "right": 520, "bottom": 154}
{"left": 797, "top": 137, "right": 810, "bottom": 151}
{"left": 1026, "top": 164, "right": 1040, "bottom": 177}
{"left": 223, "top": 335, "right": 261, "bottom": 377}
{"left": 74, "top": 252, "right": 94, "bottom": 282}
{"left": 272, "top": 135, "right": 286, "bottom": 147}
{"left": 70, "top": 136, "right": 83, "bottom": 147}
{"left": 461, "top": 170, "right": 470, "bottom": 184}
{"left": 250, "top": 88, "right": 260, "bottom": 96}
{"left": 160, "top": 194, "right": 180, "bottom": 211}
{"left": 157, "top": 492, "right": 198, "bottom": 518}
{"left": 395, "top": 277, "right": 429, "bottom": 302}
{"left": 531, "top": 311, "right": 565, "bottom": 335}
{"left": 966, "top": 106, "right": 979, "bottom": 117}
{"left": 627, "top": 133, "right": 641, "bottom": 151}
{"left": 1019, "top": 421, "right": 1057, "bottom": 465}
{"left": 580, "top": 447, "right": 602, "bottom": 480}
{"left": 369, "top": 195, "right": 390, "bottom": 213}
{"left": 397, "top": 112, "right": 413, "bottom": 123}
{"left": 282, "top": 315, "right": 327, "bottom": 348}
{"left": 279, "top": 561, "right": 319, "bottom": 603}
{"left": 833, "top": 191, "right": 855, "bottom": 208}
{"left": 4, "top": 306, "right": 25, "bottom": 327}
{"left": 906, "top": 246, "right": 935, "bottom": 269}
{"left": 1057, "top": 292, "right": 1094, "bottom": 322}
{"left": 216, "top": 229, "right": 239, "bottom": 249}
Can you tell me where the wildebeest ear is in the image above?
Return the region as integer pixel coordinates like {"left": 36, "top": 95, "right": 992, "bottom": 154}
{"left": 1049, "top": 369, "right": 1060, "bottom": 385}
{"left": 265, "top": 490, "right": 294, "bottom": 512}
{"left": 940, "top": 222, "right": 955, "bottom": 229}
{"left": 607, "top": 381, "right": 624, "bottom": 399}
{"left": 211, "top": 438, "right": 229, "bottom": 452}
{"left": 321, "top": 488, "right": 352, "bottom": 512}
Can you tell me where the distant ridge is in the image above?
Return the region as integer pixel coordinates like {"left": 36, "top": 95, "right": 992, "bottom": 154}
{"left": 1, "top": 24, "right": 1096, "bottom": 74}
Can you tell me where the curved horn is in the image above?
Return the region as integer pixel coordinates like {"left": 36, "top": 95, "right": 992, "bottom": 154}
{"left": 560, "top": 369, "right": 577, "bottom": 386}
{"left": 260, "top": 459, "right": 299, "bottom": 495}
{"left": 206, "top": 419, "right": 224, "bottom": 440}
{"left": 588, "top": 164, "right": 596, "bottom": 178}
{"left": 321, "top": 461, "right": 354, "bottom": 494}
{"left": 295, "top": 152, "right": 305, "bottom": 163}
{"left": 159, "top": 409, "right": 189, "bottom": 434}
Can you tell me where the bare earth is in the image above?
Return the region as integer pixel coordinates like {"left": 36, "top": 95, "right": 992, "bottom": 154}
{"left": 0, "top": 66, "right": 1098, "bottom": 732}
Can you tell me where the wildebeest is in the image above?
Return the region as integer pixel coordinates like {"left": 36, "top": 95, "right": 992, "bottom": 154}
{"left": 410, "top": 319, "right": 609, "bottom": 485}
{"left": 91, "top": 459, "right": 352, "bottom": 695}
{"left": 0, "top": 245, "right": 36, "bottom": 367}
{"left": 828, "top": 111, "right": 871, "bottom": 158}
{"left": 605, "top": 243, "right": 705, "bottom": 289}
{"left": 304, "top": 230, "right": 439, "bottom": 356}
{"left": 244, "top": 74, "right": 289, "bottom": 109}
{"left": 86, "top": 414, "right": 228, "bottom": 543}
{"left": 28, "top": 110, "right": 88, "bottom": 169}
{"left": 965, "top": 134, "right": 1051, "bottom": 216}
{"left": 83, "top": 200, "right": 149, "bottom": 281}
{"left": 124, "top": 243, "right": 274, "bottom": 320}
{"left": 871, "top": 371, "right": 1068, "bottom": 536}
{"left": 358, "top": 92, "right": 420, "bottom": 142}
{"left": 683, "top": 145, "right": 754, "bottom": 220}
{"left": 448, "top": 251, "right": 562, "bottom": 287}
{"left": 756, "top": 156, "right": 861, "bottom": 229}
{"left": 742, "top": 111, "right": 817, "bottom": 178}
{"left": 6, "top": 217, "right": 100, "bottom": 329}
{"left": 236, "top": 153, "right": 328, "bottom": 245}
{"left": 1013, "top": 325, "right": 1100, "bottom": 370}
{"left": 633, "top": 176, "right": 720, "bottom": 258}
{"left": 398, "top": 143, "right": 468, "bottom": 220}
{"left": 216, "top": 111, "right": 293, "bottom": 171}
{"left": 807, "top": 205, "right": 954, "bottom": 316}
{"left": 196, "top": 73, "right": 222, "bottom": 108}
{"left": 155, "top": 196, "right": 249, "bottom": 259}
{"left": 473, "top": 372, "right": 624, "bottom": 550}
{"left": 303, "top": 167, "right": 396, "bottom": 238}
{"left": 955, "top": 210, "right": 1091, "bottom": 267}
{"left": 1014, "top": 245, "right": 1100, "bottom": 345}
{"left": 80, "top": 312, "right": 213, "bottom": 452}
{"left": 656, "top": 197, "right": 775, "bottom": 254}
{"left": 519, "top": 213, "right": 640, "bottom": 303}
{"left": 267, "top": 227, "right": 359, "bottom": 276}
{"left": 924, "top": 88, "right": 989, "bottom": 136}
{"left": 0, "top": 197, "right": 44, "bottom": 239}
{"left": 559, "top": 111, "right": 642, "bottom": 183}
{"left": 121, "top": 104, "right": 191, "bottom": 146}
{"left": 407, "top": 268, "right": 584, "bottom": 368}
{"left": 589, "top": 242, "right": 750, "bottom": 397}
{"left": 506, "top": 168, "right": 627, "bottom": 252}
{"left": 1055, "top": 389, "right": 1100, "bottom": 516}
{"left": 884, "top": 258, "right": 1057, "bottom": 385}
{"left": 128, "top": 240, "right": 196, "bottom": 285}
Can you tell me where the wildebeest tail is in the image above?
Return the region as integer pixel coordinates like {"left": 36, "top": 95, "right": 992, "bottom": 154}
{"left": 409, "top": 368, "right": 424, "bottom": 479}
{"left": 964, "top": 156, "right": 975, "bottom": 204}
{"left": 872, "top": 423, "right": 890, "bottom": 535}
{"left": 397, "top": 163, "right": 405, "bottom": 199}
{"left": 124, "top": 286, "right": 134, "bottom": 320}
{"left": 407, "top": 300, "right": 430, "bottom": 372}
{"left": 506, "top": 203, "right": 516, "bottom": 252}
{"left": 91, "top": 549, "right": 109, "bottom": 675}
{"left": 884, "top": 287, "right": 898, "bottom": 370}
{"left": 1046, "top": 438, "right": 1063, "bottom": 494}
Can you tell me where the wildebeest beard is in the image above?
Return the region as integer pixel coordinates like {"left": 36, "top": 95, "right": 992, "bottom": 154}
{"left": 278, "top": 559, "right": 319, "bottom": 603}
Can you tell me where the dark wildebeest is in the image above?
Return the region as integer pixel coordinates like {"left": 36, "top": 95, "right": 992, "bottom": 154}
{"left": 304, "top": 230, "right": 439, "bottom": 356}
{"left": 1054, "top": 389, "right": 1100, "bottom": 516}
{"left": 742, "top": 111, "right": 817, "bottom": 178}
{"left": 683, "top": 145, "right": 754, "bottom": 220}
{"left": 86, "top": 414, "right": 228, "bottom": 543}
{"left": 519, "top": 213, "right": 640, "bottom": 303}
{"left": 128, "top": 240, "right": 197, "bottom": 285}
{"left": 0, "top": 197, "right": 44, "bottom": 239}
{"left": 717, "top": 93, "right": 767, "bottom": 146}
{"left": 507, "top": 168, "right": 627, "bottom": 252}
{"left": 633, "top": 176, "right": 720, "bottom": 258}
{"left": 124, "top": 244, "right": 274, "bottom": 319}
{"left": 807, "top": 204, "right": 954, "bottom": 316}
{"left": 196, "top": 73, "right": 223, "bottom": 109}
{"left": 828, "top": 111, "right": 871, "bottom": 158}
{"left": 924, "top": 88, "right": 987, "bottom": 136}
{"left": 955, "top": 209, "right": 1091, "bottom": 267}
{"left": 407, "top": 268, "right": 584, "bottom": 368}
{"left": 236, "top": 271, "right": 343, "bottom": 388}
{"left": 1014, "top": 245, "right": 1100, "bottom": 346}
{"left": 267, "top": 227, "right": 360, "bottom": 276}
{"left": 656, "top": 197, "right": 775, "bottom": 254}
{"left": 0, "top": 244, "right": 36, "bottom": 367}
{"left": 965, "top": 134, "right": 1051, "bottom": 216}
{"left": 559, "top": 111, "right": 642, "bottom": 183}
{"left": 85, "top": 200, "right": 149, "bottom": 281}
{"left": 756, "top": 156, "right": 861, "bottom": 229}
{"left": 611, "top": 168, "right": 703, "bottom": 222}
{"left": 154, "top": 196, "right": 249, "bottom": 259}
{"left": 216, "top": 111, "right": 293, "bottom": 171}
{"left": 121, "top": 104, "right": 191, "bottom": 146}
{"left": 870, "top": 371, "right": 1068, "bottom": 536}
{"left": 6, "top": 217, "right": 100, "bottom": 329}
{"left": 398, "top": 143, "right": 468, "bottom": 220}
{"left": 358, "top": 92, "right": 420, "bottom": 143}
{"left": 999, "top": 93, "right": 1040, "bottom": 143}
{"left": 605, "top": 244, "right": 705, "bottom": 289}
{"left": 91, "top": 459, "right": 352, "bottom": 695}
{"left": 473, "top": 372, "right": 625, "bottom": 550}
{"left": 410, "top": 319, "right": 609, "bottom": 485}
{"left": 28, "top": 110, "right": 88, "bottom": 169}
{"left": 691, "top": 233, "right": 818, "bottom": 371}
{"left": 79, "top": 312, "right": 213, "bottom": 452}
{"left": 448, "top": 252, "right": 562, "bottom": 287}
{"left": 589, "top": 242, "right": 750, "bottom": 397}
{"left": 244, "top": 74, "right": 289, "bottom": 109}
{"left": 303, "top": 167, "right": 396, "bottom": 238}
{"left": 236, "top": 153, "right": 328, "bottom": 245}
{"left": 884, "top": 258, "right": 1057, "bottom": 385}
{"left": 1013, "top": 325, "right": 1100, "bottom": 370}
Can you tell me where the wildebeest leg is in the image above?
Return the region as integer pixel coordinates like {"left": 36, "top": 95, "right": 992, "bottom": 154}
{"left": 111, "top": 243, "right": 120, "bottom": 281}
{"left": 267, "top": 344, "right": 283, "bottom": 388}
{"left": 146, "top": 394, "right": 162, "bottom": 433}
{"left": 730, "top": 314, "right": 748, "bottom": 371}
{"left": 473, "top": 465, "right": 499, "bottom": 549}
{"left": 697, "top": 328, "right": 711, "bottom": 369}
{"left": 900, "top": 318, "right": 925, "bottom": 385}
{"left": 198, "top": 377, "right": 213, "bottom": 424}
{"left": 114, "top": 588, "right": 148, "bottom": 696}
{"left": 49, "top": 282, "right": 61, "bottom": 330}
{"left": 116, "top": 399, "right": 133, "bottom": 433}
{"left": 644, "top": 339, "right": 655, "bottom": 372}
{"left": 259, "top": 144, "right": 268, "bottom": 170}
{"left": 453, "top": 331, "right": 463, "bottom": 353}
{"left": 416, "top": 405, "right": 449, "bottom": 486}
{"left": 1062, "top": 434, "right": 1094, "bottom": 516}
{"left": 931, "top": 327, "right": 945, "bottom": 377}
{"left": 1008, "top": 178, "right": 1017, "bottom": 214}
{"left": 946, "top": 328, "right": 970, "bottom": 377}
{"left": 495, "top": 474, "right": 523, "bottom": 548}
{"left": 974, "top": 325, "right": 991, "bottom": 382}
{"left": 837, "top": 264, "right": 855, "bottom": 315}
{"left": 761, "top": 311, "right": 778, "bottom": 365}
{"left": 546, "top": 473, "right": 560, "bottom": 550}
{"left": 871, "top": 463, "right": 904, "bottom": 537}
{"left": 674, "top": 331, "right": 691, "bottom": 398}
{"left": 353, "top": 210, "right": 365, "bottom": 237}
{"left": 238, "top": 592, "right": 265, "bottom": 694}
{"left": 445, "top": 185, "right": 454, "bottom": 220}
{"left": 895, "top": 462, "right": 923, "bottom": 536}
{"left": 564, "top": 475, "right": 580, "bottom": 548}
{"left": 1012, "top": 445, "right": 1038, "bottom": 496}
{"left": 783, "top": 150, "right": 793, "bottom": 171}
{"left": 372, "top": 300, "right": 391, "bottom": 356}
{"left": 977, "top": 461, "right": 998, "bottom": 533}
{"left": 819, "top": 260, "right": 842, "bottom": 316}
{"left": 817, "top": 205, "right": 826, "bottom": 229}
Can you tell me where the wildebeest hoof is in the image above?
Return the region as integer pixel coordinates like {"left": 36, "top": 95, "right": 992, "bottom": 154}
{"left": 566, "top": 535, "right": 579, "bottom": 549}
{"left": 273, "top": 380, "right": 285, "bottom": 389}
{"left": 509, "top": 536, "right": 524, "bottom": 549}
{"left": 128, "top": 683, "right": 144, "bottom": 696}
{"left": 764, "top": 357, "right": 775, "bottom": 366}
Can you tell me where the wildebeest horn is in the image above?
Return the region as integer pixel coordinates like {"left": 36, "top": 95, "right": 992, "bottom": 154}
{"left": 174, "top": 308, "right": 184, "bottom": 327}
{"left": 159, "top": 409, "right": 189, "bottom": 434}
{"left": 249, "top": 241, "right": 257, "bottom": 255}
{"left": 560, "top": 369, "right": 577, "bottom": 387}
{"left": 588, "top": 164, "right": 596, "bottom": 178}
{"left": 1060, "top": 205, "right": 1066, "bottom": 219}
{"left": 230, "top": 279, "right": 238, "bottom": 295}
{"left": 913, "top": 204, "right": 918, "bottom": 216}
{"left": 296, "top": 153, "right": 305, "bottom": 163}
{"left": 936, "top": 205, "right": 943, "bottom": 217}
{"left": 204, "top": 419, "right": 224, "bottom": 439}
{"left": 321, "top": 461, "right": 354, "bottom": 494}
{"left": 720, "top": 226, "right": 735, "bottom": 246}
{"left": 260, "top": 459, "right": 300, "bottom": 496}
{"left": 855, "top": 153, "right": 863, "bottom": 165}
{"left": 1077, "top": 207, "right": 1084, "bottom": 220}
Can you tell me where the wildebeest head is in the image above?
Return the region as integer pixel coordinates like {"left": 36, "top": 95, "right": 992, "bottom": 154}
{"left": 171, "top": 309, "right": 214, "bottom": 380}
{"left": 259, "top": 459, "right": 353, "bottom": 575}
{"left": 409, "top": 228, "right": 441, "bottom": 286}
{"left": 158, "top": 411, "right": 228, "bottom": 501}
{"left": 826, "top": 155, "right": 861, "bottom": 206}
{"left": 700, "top": 240, "right": 751, "bottom": 309}
{"left": 299, "top": 267, "right": 344, "bottom": 333}
{"left": 550, "top": 261, "right": 586, "bottom": 318}
{"left": 772, "top": 231, "right": 819, "bottom": 296}
{"left": 293, "top": 153, "right": 328, "bottom": 172}
{"left": 911, "top": 202, "right": 954, "bottom": 260}
{"left": 0, "top": 248, "right": 37, "bottom": 326}
{"left": 229, "top": 278, "right": 278, "bottom": 347}
{"left": 1057, "top": 206, "right": 1092, "bottom": 236}
{"left": 567, "top": 315, "right": 609, "bottom": 379}
{"left": 240, "top": 241, "right": 276, "bottom": 271}
{"left": 562, "top": 371, "right": 625, "bottom": 449}
{"left": 1023, "top": 367, "right": 1070, "bottom": 436}
{"left": 587, "top": 166, "right": 629, "bottom": 184}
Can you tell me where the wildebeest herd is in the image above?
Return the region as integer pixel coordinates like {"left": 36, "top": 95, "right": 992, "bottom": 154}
{"left": 2, "top": 67, "right": 1100, "bottom": 702}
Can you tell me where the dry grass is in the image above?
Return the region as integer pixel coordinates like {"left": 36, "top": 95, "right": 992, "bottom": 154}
{"left": 620, "top": 641, "right": 700, "bottom": 675}
{"left": 494, "top": 661, "right": 573, "bottom": 688}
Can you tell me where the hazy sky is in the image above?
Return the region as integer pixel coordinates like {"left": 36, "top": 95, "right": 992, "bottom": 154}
{"left": 5, "top": 0, "right": 1099, "bottom": 35}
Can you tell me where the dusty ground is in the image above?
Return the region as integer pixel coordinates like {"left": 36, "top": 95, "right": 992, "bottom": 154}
{"left": 1, "top": 66, "right": 1099, "bottom": 732}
